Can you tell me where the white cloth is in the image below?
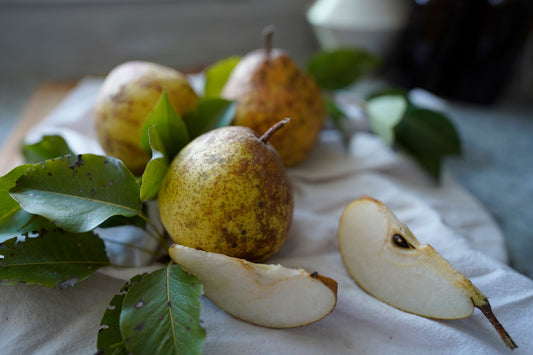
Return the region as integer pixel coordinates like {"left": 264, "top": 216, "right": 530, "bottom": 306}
{"left": 1, "top": 78, "right": 532, "bottom": 354}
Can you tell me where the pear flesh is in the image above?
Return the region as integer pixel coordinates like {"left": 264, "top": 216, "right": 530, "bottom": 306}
{"left": 94, "top": 61, "right": 198, "bottom": 174}
{"left": 338, "top": 196, "right": 517, "bottom": 350}
{"left": 169, "top": 244, "right": 338, "bottom": 328}
{"left": 158, "top": 121, "right": 293, "bottom": 262}
{"left": 221, "top": 30, "right": 326, "bottom": 167}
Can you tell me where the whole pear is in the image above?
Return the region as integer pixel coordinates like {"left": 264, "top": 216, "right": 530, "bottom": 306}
{"left": 94, "top": 61, "right": 198, "bottom": 175}
{"left": 221, "top": 28, "right": 326, "bottom": 167}
{"left": 158, "top": 119, "right": 294, "bottom": 262}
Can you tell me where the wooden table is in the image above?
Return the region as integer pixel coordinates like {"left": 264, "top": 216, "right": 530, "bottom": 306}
{"left": 0, "top": 82, "right": 76, "bottom": 175}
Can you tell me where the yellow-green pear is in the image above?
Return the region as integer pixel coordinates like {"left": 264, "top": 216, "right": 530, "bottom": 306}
{"left": 221, "top": 27, "right": 326, "bottom": 167}
{"left": 338, "top": 196, "right": 517, "bottom": 350}
{"left": 158, "top": 119, "right": 293, "bottom": 262}
{"left": 94, "top": 61, "right": 198, "bottom": 174}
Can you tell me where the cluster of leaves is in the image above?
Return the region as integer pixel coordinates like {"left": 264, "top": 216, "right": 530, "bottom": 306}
{"left": 0, "top": 45, "right": 461, "bottom": 354}
{"left": 305, "top": 48, "right": 461, "bottom": 182}
{"left": 0, "top": 89, "right": 235, "bottom": 354}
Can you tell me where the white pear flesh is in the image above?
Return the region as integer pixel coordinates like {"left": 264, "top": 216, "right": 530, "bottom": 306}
{"left": 169, "top": 244, "right": 338, "bottom": 328}
{"left": 338, "top": 196, "right": 516, "bottom": 349}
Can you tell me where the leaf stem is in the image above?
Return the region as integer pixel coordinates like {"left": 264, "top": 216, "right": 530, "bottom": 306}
{"left": 138, "top": 213, "right": 168, "bottom": 251}
{"left": 100, "top": 237, "right": 160, "bottom": 257}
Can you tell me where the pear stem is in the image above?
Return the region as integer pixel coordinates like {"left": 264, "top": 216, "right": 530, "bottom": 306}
{"left": 476, "top": 302, "right": 517, "bottom": 350}
{"left": 260, "top": 118, "right": 290, "bottom": 144}
{"left": 262, "top": 25, "right": 275, "bottom": 57}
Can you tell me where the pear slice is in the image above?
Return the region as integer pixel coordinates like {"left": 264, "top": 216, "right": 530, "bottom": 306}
{"left": 338, "top": 196, "right": 517, "bottom": 350}
{"left": 168, "top": 244, "right": 338, "bottom": 328}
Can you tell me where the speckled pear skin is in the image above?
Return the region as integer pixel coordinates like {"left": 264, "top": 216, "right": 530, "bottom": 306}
{"left": 94, "top": 61, "right": 198, "bottom": 175}
{"left": 158, "top": 125, "right": 294, "bottom": 262}
{"left": 222, "top": 49, "right": 326, "bottom": 167}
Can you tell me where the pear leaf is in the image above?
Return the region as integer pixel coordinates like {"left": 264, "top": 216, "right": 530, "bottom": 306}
{"left": 140, "top": 125, "right": 169, "bottom": 201}
{"left": 183, "top": 98, "right": 236, "bottom": 139}
{"left": 119, "top": 264, "right": 205, "bottom": 355}
{"left": 394, "top": 108, "right": 461, "bottom": 181}
{"left": 140, "top": 91, "right": 190, "bottom": 161}
{"left": 9, "top": 154, "right": 143, "bottom": 233}
{"left": 0, "top": 229, "right": 109, "bottom": 288}
{"left": 204, "top": 56, "right": 241, "bottom": 98}
{"left": 97, "top": 273, "right": 146, "bottom": 355}
{"left": 366, "top": 94, "right": 408, "bottom": 145}
{"left": 22, "top": 135, "right": 76, "bottom": 163}
{"left": 0, "top": 212, "right": 56, "bottom": 243}
{"left": 307, "top": 48, "right": 380, "bottom": 90}
{"left": 0, "top": 164, "right": 33, "bottom": 227}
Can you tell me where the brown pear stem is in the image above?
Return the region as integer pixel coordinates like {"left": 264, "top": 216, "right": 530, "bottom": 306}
{"left": 260, "top": 118, "right": 290, "bottom": 144}
{"left": 262, "top": 25, "right": 275, "bottom": 57}
{"left": 476, "top": 302, "right": 517, "bottom": 350}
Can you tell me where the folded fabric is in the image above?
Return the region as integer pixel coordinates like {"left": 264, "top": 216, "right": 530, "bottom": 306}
{"left": 1, "top": 78, "right": 532, "bottom": 354}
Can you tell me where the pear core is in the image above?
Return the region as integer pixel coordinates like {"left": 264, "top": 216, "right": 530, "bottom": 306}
{"left": 158, "top": 125, "right": 293, "bottom": 262}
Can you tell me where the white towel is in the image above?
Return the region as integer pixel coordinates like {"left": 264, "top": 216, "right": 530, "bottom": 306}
{"left": 1, "top": 78, "right": 532, "bottom": 354}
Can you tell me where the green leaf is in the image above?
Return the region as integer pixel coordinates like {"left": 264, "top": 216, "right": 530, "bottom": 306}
{"left": 0, "top": 212, "right": 56, "bottom": 243}
{"left": 22, "top": 135, "right": 76, "bottom": 163}
{"left": 140, "top": 125, "right": 169, "bottom": 201}
{"left": 307, "top": 48, "right": 380, "bottom": 90}
{"left": 204, "top": 56, "right": 241, "bottom": 98}
{"left": 326, "top": 99, "right": 351, "bottom": 147}
{"left": 183, "top": 98, "right": 236, "bottom": 139}
{"left": 9, "top": 154, "right": 143, "bottom": 233}
{"left": 0, "top": 164, "right": 33, "bottom": 227}
{"left": 367, "top": 95, "right": 408, "bottom": 145}
{"left": 97, "top": 214, "right": 146, "bottom": 230}
{"left": 120, "top": 264, "right": 205, "bottom": 355}
{"left": 394, "top": 107, "right": 461, "bottom": 181}
{"left": 97, "top": 273, "right": 146, "bottom": 355}
{"left": 0, "top": 229, "right": 109, "bottom": 288}
{"left": 141, "top": 91, "right": 190, "bottom": 161}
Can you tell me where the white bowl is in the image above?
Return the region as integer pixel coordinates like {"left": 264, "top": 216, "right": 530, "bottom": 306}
{"left": 306, "top": 0, "right": 411, "bottom": 58}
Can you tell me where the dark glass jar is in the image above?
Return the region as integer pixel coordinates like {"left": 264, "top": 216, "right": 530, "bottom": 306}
{"left": 388, "top": 0, "right": 533, "bottom": 104}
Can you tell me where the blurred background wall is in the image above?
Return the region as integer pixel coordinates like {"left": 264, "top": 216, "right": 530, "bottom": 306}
{"left": 0, "top": 0, "right": 320, "bottom": 82}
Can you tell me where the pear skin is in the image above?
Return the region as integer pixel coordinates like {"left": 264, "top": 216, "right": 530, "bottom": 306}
{"left": 94, "top": 61, "right": 198, "bottom": 174}
{"left": 158, "top": 120, "right": 293, "bottom": 262}
{"left": 222, "top": 28, "right": 326, "bottom": 166}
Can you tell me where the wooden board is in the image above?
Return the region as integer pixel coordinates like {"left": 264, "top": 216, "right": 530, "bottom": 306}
{"left": 0, "top": 82, "right": 76, "bottom": 175}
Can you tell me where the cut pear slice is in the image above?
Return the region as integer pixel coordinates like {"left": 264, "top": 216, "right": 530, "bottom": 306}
{"left": 338, "top": 196, "right": 517, "bottom": 350}
{"left": 168, "top": 244, "right": 338, "bottom": 328}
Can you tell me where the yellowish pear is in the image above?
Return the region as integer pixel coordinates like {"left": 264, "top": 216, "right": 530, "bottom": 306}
{"left": 158, "top": 119, "right": 293, "bottom": 262}
{"left": 221, "top": 28, "right": 326, "bottom": 166}
{"left": 94, "top": 61, "right": 198, "bottom": 174}
{"left": 338, "top": 196, "right": 517, "bottom": 350}
{"left": 169, "top": 244, "right": 338, "bottom": 328}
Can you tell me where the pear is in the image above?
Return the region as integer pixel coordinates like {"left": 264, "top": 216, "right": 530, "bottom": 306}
{"left": 158, "top": 119, "right": 293, "bottom": 262}
{"left": 221, "top": 27, "right": 326, "bottom": 167}
{"left": 337, "top": 196, "right": 517, "bottom": 350}
{"left": 169, "top": 244, "right": 337, "bottom": 328}
{"left": 94, "top": 61, "right": 198, "bottom": 174}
